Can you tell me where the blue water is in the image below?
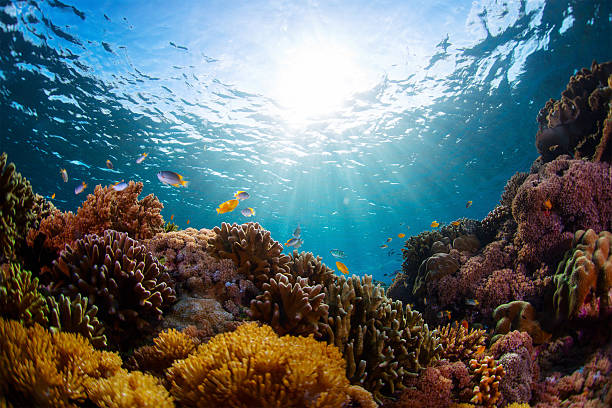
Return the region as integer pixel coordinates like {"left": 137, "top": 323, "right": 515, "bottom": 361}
{"left": 1, "top": 0, "right": 610, "bottom": 282}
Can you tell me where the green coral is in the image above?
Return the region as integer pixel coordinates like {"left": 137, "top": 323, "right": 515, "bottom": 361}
{"left": 47, "top": 293, "right": 107, "bottom": 349}
{"left": 164, "top": 221, "right": 179, "bottom": 232}
{"left": 0, "top": 153, "right": 36, "bottom": 261}
{"left": 0, "top": 263, "right": 48, "bottom": 326}
{"left": 553, "top": 229, "right": 612, "bottom": 321}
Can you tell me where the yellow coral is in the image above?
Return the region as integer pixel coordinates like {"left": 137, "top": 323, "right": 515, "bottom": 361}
{"left": 86, "top": 370, "right": 174, "bottom": 408}
{"left": 0, "top": 317, "right": 121, "bottom": 407}
{"left": 132, "top": 328, "right": 198, "bottom": 373}
{"left": 167, "top": 322, "right": 350, "bottom": 408}
{"left": 436, "top": 322, "right": 487, "bottom": 363}
{"left": 469, "top": 356, "right": 505, "bottom": 406}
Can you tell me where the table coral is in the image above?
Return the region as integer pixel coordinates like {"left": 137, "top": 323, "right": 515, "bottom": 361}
{"left": 0, "top": 153, "right": 36, "bottom": 261}
{"left": 166, "top": 322, "right": 352, "bottom": 408}
{"left": 207, "top": 222, "right": 291, "bottom": 287}
{"left": 436, "top": 322, "right": 487, "bottom": 364}
{"left": 86, "top": 370, "right": 175, "bottom": 408}
{"left": 322, "top": 274, "right": 440, "bottom": 403}
{"left": 249, "top": 272, "right": 329, "bottom": 336}
{"left": 47, "top": 293, "right": 107, "bottom": 349}
{"left": 553, "top": 229, "right": 612, "bottom": 321}
{"left": 0, "top": 317, "right": 122, "bottom": 407}
{"left": 52, "top": 230, "right": 176, "bottom": 349}
{"left": 512, "top": 157, "right": 612, "bottom": 268}
{"left": 535, "top": 61, "right": 612, "bottom": 163}
{"left": 0, "top": 262, "right": 48, "bottom": 326}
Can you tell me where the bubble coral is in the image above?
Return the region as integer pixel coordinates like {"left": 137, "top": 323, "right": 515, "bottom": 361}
{"left": 166, "top": 322, "right": 352, "bottom": 408}
{"left": 0, "top": 262, "right": 48, "bottom": 326}
{"left": 323, "top": 274, "right": 440, "bottom": 403}
{"left": 436, "top": 322, "right": 487, "bottom": 364}
{"left": 0, "top": 152, "right": 36, "bottom": 261}
{"left": 87, "top": 369, "right": 175, "bottom": 408}
{"left": 250, "top": 272, "right": 329, "bottom": 336}
{"left": 553, "top": 229, "right": 612, "bottom": 321}
{"left": 468, "top": 356, "right": 505, "bottom": 406}
{"left": 207, "top": 222, "right": 291, "bottom": 287}
{"left": 52, "top": 230, "right": 176, "bottom": 349}
{"left": 512, "top": 157, "right": 612, "bottom": 268}
{"left": 28, "top": 181, "right": 164, "bottom": 255}
{"left": 47, "top": 293, "right": 107, "bottom": 349}
{"left": 0, "top": 317, "right": 122, "bottom": 407}
{"left": 130, "top": 328, "right": 198, "bottom": 375}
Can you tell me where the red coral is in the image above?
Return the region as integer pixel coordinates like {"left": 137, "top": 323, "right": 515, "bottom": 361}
{"left": 387, "top": 366, "right": 454, "bottom": 408}
{"left": 512, "top": 157, "right": 612, "bottom": 268}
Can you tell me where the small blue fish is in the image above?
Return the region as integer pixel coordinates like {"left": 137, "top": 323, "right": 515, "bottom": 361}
{"left": 241, "top": 207, "right": 255, "bottom": 217}
{"left": 293, "top": 224, "right": 301, "bottom": 238}
{"left": 234, "top": 190, "right": 250, "bottom": 200}
{"left": 285, "top": 237, "right": 303, "bottom": 248}
{"left": 112, "top": 181, "right": 128, "bottom": 191}
{"left": 157, "top": 171, "right": 188, "bottom": 187}
{"left": 74, "top": 181, "right": 87, "bottom": 195}
{"left": 106, "top": 159, "right": 113, "bottom": 169}
{"left": 330, "top": 249, "right": 346, "bottom": 259}
{"left": 60, "top": 168, "right": 68, "bottom": 183}
{"left": 136, "top": 153, "right": 148, "bottom": 164}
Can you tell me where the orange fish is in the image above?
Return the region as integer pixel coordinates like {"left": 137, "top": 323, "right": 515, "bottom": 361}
{"left": 170, "top": 214, "right": 174, "bottom": 221}
{"left": 398, "top": 233, "right": 405, "bottom": 238}
{"left": 461, "top": 320, "right": 469, "bottom": 330}
{"left": 216, "top": 199, "right": 239, "bottom": 214}
{"left": 451, "top": 221, "right": 460, "bottom": 226}
{"left": 475, "top": 345, "right": 486, "bottom": 355}
{"left": 186, "top": 219, "right": 190, "bottom": 225}
{"left": 336, "top": 261, "right": 349, "bottom": 275}
{"left": 51, "top": 193, "right": 55, "bottom": 199}
{"left": 430, "top": 221, "right": 439, "bottom": 228}
{"left": 543, "top": 199, "right": 552, "bottom": 216}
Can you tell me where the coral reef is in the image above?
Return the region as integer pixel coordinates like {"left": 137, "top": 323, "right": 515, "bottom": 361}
{"left": 553, "top": 229, "right": 612, "bottom": 321}
{"left": 289, "top": 249, "right": 335, "bottom": 286}
{"left": 249, "top": 272, "right": 329, "bottom": 336}
{"left": 0, "top": 262, "right": 48, "bottom": 326}
{"left": 129, "top": 328, "right": 198, "bottom": 375}
{"left": 52, "top": 230, "right": 176, "bottom": 349}
{"left": 492, "top": 301, "right": 551, "bottom": 344}
{"left": 47, "top": 293, "right": 107, "bottom": 349}
{"left": 0, "top": 317, "right": 122, "bottom": 407}
{"left": 535, "top": 61, "right": 612, "bottom": 162}
{"left": 436, "top": 322, "right": 487, "bottom": 364}
{"left": 322, "top": 274, "right": 440, "bottom": 403}
{"left": 512, "top": 157, "right": 612, "bottom": 268}
{"left": 86, "top": 370, "right": 175, "bottom": 408}
{"left": 0, "top": 153, "right": 36, "bottom": 261}
{"left": 166, "top": 322, "right": 354, "bottom": 408}
{"left": 27, "top": 181, "right": 164, "bottom": 255}
{"left": 207, "top": 222, "right": 291, "bottom": 287}
{"left": 468, "top": 356, "right": 505, "bottom": 406}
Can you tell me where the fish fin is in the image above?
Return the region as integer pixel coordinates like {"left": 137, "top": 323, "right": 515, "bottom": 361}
{"left": 181, "top": 179, "right": 189, "bottom": 187}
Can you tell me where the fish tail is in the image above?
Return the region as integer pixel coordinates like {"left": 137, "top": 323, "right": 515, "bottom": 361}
{"left": 181, "top": 179, "right": 189, "bottom": 187}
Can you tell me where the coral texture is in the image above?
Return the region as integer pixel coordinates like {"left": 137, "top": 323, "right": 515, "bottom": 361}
{"left": 87, "top": 370, "right": 175, "bottom": 408}
{"left": 468, "top": 356, "right": 505, "bottom": 406}
{"left": 0, "top": 153, "right": 36, "bottom": 261}
{"left": 52, "top": 230, "right": 175, "bottom": 349}
{"left": 0, "top": 262, "right": 48, "bottom": 326}
{"left": 492, "top": 301, "right": 551, "bottom": 344}
{"left": 130, "top": 328, "right": 197, "bottom": 374}
{"left": 289, "top": 250, "right": 335, "bottom": 286}
{"left": 535, "top": 61, "right": 612, "bottom": 162}
{"left": 47, "top": 293, "right": 107, "bottom": 349}
{"left": 0, "top": 318, "right": 122, "bottom": 407}
{"left": 512, "top": 157, "right": 612, "bottom": 267}
{"left": 436, "top": 322, "right": 487, "bottom": 364}
{"left": 207, "top": 222, "right": 291, "bottom": 287}
{"left": 166, "top": 322, "right": 351, "bottom": 408}
{"left": 553, "top": 229, "right": 612, "bottom": 321}
{"left": 28, "top": 181, "right": 164, "bottom": 255}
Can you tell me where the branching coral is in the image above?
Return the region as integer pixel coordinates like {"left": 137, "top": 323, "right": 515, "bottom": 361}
{"left": 87, "top": 370, "right": 175, "bottom": 408}
{"left": 28, "top": 181, "right": 164, "bottom": 255}
{"left": 249, "top": 272, "right": 329, "bottom": 336}
{"left": 130, "top": 328, "right": 198, "bottom": 374}
{"left": 0, "top": 317, "right": 122, "bottom": 407}
{"left": 323, "top": 274, "right": 440, "bottom": 403}
{"left": 52, "top": 230, "right": 176, "bottom": 349}
{"left": 492, "top": 301, "right": 551, "bottom": 344}
{"left": 0, "top": 262, "right": 48, "bottom": 326}
{"left": 207, "top": 222, "right": 291, "bottom": 287}
{"left": 535, "top": 61, "right": 612, "bottom": 163}
{"left": 289, "top": 250, "right": 335, "bottom": 286}
{"left": 512, "top": 157, "right": 612, "bottom": 268}
{"left": 553, "top": 229, "right": 612, "bottom": 321}
{"left": 468, "top": 356, "right": 505, "bottom": 406}
{"left": 436, "top": 322, "right": 487, "bottom": 364}
{"left": 47, "top": 293, "right": 107, "bottom": 349}
{"left": 0, "top": 153, "right": 36, "bottom": 261}
{"left": 166, "top": 322, "right": 351, "bottom": 408}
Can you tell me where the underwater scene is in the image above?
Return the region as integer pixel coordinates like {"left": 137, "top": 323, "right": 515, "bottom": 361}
{"left": 0, "top": 0, "right": 611, "bottom": 406}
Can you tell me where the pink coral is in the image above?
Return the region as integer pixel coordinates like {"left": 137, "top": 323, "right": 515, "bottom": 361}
{"left": 477, "top": 266, "right": 537, "bottom": 316}
{"left": 512, "top": 157, "right": 612, "bottom": 267}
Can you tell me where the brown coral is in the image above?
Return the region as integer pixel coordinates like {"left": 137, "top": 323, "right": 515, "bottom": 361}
{"left": 0, "top": 317, "right": 121, "bottom": 407}
{"left": 0, "top": 262, "right": 48, "bottom": 326}
{"left": 553, "top": 229, "right": 612, "bottom": 321}
{"left": 47, "top": 293, "right": 107, "bottom": 349}
{"left": 166, "top": 322, "right": 351, "bottom": 408}
{"left": 468, "top": 356, "right": 505, "bottom": 406}
{"left": 437, "top": 322, "right": 488, "bottom": 364}
{"left": 206, "top": 222, "right": 291, "bottom": 287}
{"left": 492, "top": 301, "right": 551, "bottom": 344}
{"left": 289, "top": 250, "right": 335, "bottom": 286}
{"left": 249, "top": 272, "right": 329, "bottom": 336}
{"left": 52, "top": 230, "right": 176, "bottom": 349}
{"left": 86, "top": 370, "right": 175, "bottom": 408}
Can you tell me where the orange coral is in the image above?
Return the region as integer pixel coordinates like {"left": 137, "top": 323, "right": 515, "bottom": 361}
{"left": 166, "top": 322, "right": 351, "bottom": 408}
{"left": 469, "top": 356, "right": 505, "bottom": 407}
{"left": 130, "top": 328, "right": 198, "bottom": 374}
{"left": 437, "top": 322, "right": 488, "bottom": 364}
{"left": 0, "top": 317, "right": 121, "bottom": 407}
{"left": 27, "top": 181, "right": 164, "bottom": 254}
{"left": 86, "top": 370, "right": 174, "bottom": 408}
